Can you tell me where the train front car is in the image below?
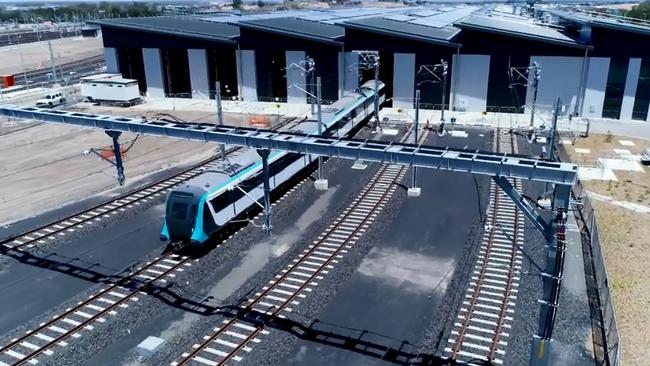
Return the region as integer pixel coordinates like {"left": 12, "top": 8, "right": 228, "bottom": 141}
{"left": 161, "top": 82, "right": 385, "bottom": 246}
{"left": 160, "top": 185, "right": 207, "bottom": 243}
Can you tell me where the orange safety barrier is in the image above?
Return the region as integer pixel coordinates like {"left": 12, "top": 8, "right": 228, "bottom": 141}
{"left": 249, "top": 115, "right": 271, "bottom": 128}
{"left": 0, "top": 75, "right": 15, "bottom": 88}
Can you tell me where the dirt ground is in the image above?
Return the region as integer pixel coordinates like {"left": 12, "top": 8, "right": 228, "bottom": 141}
{"left": 566, "top": 133, "right": 650, "bottom": 366}
{"left": 0, "top": 104, "right": 280, "bottom": 226}
{"left": 0, "top": 37, "right": 103, "bottom": 75}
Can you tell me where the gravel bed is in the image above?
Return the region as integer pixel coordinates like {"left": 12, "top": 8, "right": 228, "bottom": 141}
{"left": 0, "top": 244, "right": 166, "bottom": 366}
{"left": 0, "top": 192, "right": 166, "bottom": 271}
{"left": 27, "top": 126, "right": 379, "bottom": 365}
{"left": 141, "top": 153, "right": 382, "bottom": 366}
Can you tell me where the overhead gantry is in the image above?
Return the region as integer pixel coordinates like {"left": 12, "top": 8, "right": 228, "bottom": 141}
{"left": 0, "top": 104, "right": 577, "bottom": 366}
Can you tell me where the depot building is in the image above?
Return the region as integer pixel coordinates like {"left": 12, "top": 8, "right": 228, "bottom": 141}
{"left": 91, "top": 6, "right": 650, "bottom": 121}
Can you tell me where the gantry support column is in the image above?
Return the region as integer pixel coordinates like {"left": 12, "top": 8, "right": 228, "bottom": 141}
{"left": 257, "top": 149, "right": 272, "bottom": 236}
{"left": 530, "top": 183, "right": 571, "bottom": 366}
{"left": 105, "top": 130, "right": 125, "bottom": 186}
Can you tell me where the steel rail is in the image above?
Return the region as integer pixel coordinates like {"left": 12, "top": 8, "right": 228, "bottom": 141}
{"left": 0, "top": 248, "right": 190, "bottom": 365}
{"left": 174, "top": 126, "right": 424, "bottom": 366}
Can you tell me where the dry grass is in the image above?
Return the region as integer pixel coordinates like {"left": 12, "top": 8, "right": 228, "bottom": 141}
{"left": 565, "top": 134, "right": 650, "bottom": 366}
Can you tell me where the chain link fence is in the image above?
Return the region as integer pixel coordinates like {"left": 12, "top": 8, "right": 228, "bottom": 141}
{"left": 558, "top": 144, "right": 621, "bottom": 366}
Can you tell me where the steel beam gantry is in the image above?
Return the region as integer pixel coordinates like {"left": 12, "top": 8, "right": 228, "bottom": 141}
{"left": 0, "top": 105, "right": 576, "bottom": 185}
{"left": 0, "top": 105, "right": 577, "bottom": 365}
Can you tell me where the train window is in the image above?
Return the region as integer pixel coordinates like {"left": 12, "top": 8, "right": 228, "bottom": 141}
{"left": 171, "top": 202, "right": 188, "bottom": 219}
{"left": 210, "top": 190, "right": 234, "bottom": 212}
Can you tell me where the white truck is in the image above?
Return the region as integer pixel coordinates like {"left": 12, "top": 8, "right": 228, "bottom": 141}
{"left": 80, "top": 74, "right": 142, "bottom": 107}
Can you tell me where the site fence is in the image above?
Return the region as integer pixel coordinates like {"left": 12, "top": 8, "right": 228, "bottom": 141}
{"left": 558, "top": 145, "right": 621, "bottom": 366}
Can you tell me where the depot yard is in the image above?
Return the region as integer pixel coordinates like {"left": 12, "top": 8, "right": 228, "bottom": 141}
{"left": 0, "top": 102, "right": 286, "bottom": 226}
{"left": 565, "top": 134, "right": 650, "bottom": 366}
{"left": 0, "top": 37, "right": 103, "bottom": 76}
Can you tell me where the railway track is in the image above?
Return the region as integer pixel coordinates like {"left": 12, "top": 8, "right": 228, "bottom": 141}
{"left": 171, "top": 128, "right": 425, "bottom": 366}
{"left": 0, "top": 117, "right": 300, "bottom": 252}
{"left": 443, "top": 129, "right": 524, "bottom": 365}
{"left": 0, "top": 149, "right": 236, "bottom": 252}
{"left": 14, "top": 55, "right": 104, "bottom": 86}
{"left": 0, "top": 250, "right": 192, "bottom": 366}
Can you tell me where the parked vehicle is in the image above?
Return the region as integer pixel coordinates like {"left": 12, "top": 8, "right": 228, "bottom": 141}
{"left": 35, "top": 91, "right": 66, "bottom": 108}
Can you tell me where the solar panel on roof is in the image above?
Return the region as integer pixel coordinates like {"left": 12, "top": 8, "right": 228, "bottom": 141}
{"left": 238, "top": 17, "right": 344, "bottom": 42}
{"left": 548, "top": 9, "right": 650, "bottom": 36}
{"left": 94, "top": 16, "right": 239, "bottom": 42}
{"left": 457, "top": 15, "right": 584, "bottom": 46}
{"left": 384, "top": 14, "right": 414, "bottom": 22}
{"left": 344, "top": 17, "right": 461, "bottom": 44}
{"left": 412, "top": 10, "right": 440, "bottom": 17}
{"left": 409, "top": 18, "right": 449, "bottom": 28}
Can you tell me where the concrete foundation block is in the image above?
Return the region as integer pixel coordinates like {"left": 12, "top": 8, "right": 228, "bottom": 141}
{"left": 136, "top": 336, "right": 165, "bottom": 357}
{"left": 314, "top": 179, "right": 328, "bottom": 191}
{"left": 407, "top": 187, "right": 421, "bottom": 197}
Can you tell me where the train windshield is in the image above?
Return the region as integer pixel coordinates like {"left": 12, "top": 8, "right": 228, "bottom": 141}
{"left": 170, "top": 202, "right": 188, "bottom": 220}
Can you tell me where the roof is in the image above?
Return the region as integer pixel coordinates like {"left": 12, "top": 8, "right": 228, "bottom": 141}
{"left": 236, "top": 17, "right": 344, "bottom": 45}
{"left": 547, "top": 9, "right": 650, "bottom": 37}
{"left": 90, "top": 17, "right": 239, "bottom": 44}
{"left": 456, "top": 14, "right": 591, "bottom": 49}
{"left": 343, "top": 17, "right": 461, "bottom": 47}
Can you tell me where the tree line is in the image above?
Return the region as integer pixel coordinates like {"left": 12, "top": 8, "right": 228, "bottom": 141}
{"left": 0, "top": 2, "right": 161, "bottom": 23}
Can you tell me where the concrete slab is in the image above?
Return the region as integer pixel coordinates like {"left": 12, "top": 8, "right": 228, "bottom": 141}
{"left": 449, "top": 130, "right": 468, "bottom": 138}
{"left": 314, "top": 179, "right": 328, "bottom": 191}
{"left": 618, "top": 140, "right": 635, "bottom": 146}
{"left": 613, "top": 149, "right": 631, "bottom": 155}
{"left": 577, "top": 167, "right": 617, "bottom": 181}
{"left": 136, "top": 336, "right": 165, "bottom": 357}
{"left": 574, "top": 148, "right": 591, "bottom": 154}
{"left": 598, "top": 158, "right": 644, "bottom": 172}
{"left": 381, "top": 128, "right": 399, "bottom": 136}
{"left": 407, "top": 187, "right": 421, "bottom": 197}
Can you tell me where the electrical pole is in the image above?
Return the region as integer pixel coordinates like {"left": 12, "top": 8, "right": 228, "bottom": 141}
{"left": 355, "top": 51, "right": 381, "bottom": 131}
{"left": 373, "top": 57, "right": 380, "bottom": 131}
{"left": 411, "top": 89, "right": 421, "bottom": 194}
{"left": 287, "top": 56, "right": 315, "bottom": 112}
{"left": 47, "top": 40, "right": 58, "bottom": 84}
{"left": 19, "top": 47, "right": 27, "bottom": 86}
{"left": 314, "top": 76, "right": 328, "bottom": 191}
{"left": 215, "top": 81, "right": 226, "bottom": 162}
{"left": 529, "top": 62, "right": 541, "bottom": 128}
{"left": 417, "top": 60, "right": 448, "bottom": 123}
{"left": 440, "top": 59, "right": 448, "bottom": 122}
{"left": 547, "top": 97, "right": 561, "bottom": 162}
{"left": 308, "top": 57, "right": 315, "bottom": 115}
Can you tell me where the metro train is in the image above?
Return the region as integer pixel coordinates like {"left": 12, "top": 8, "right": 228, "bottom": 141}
{"left": 160, "top": 80, "right": 386, "bottom": 245}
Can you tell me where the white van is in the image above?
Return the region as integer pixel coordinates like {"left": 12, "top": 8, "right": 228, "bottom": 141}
{"left": 36, "top": 92, "right": 66, "bottom": 108}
